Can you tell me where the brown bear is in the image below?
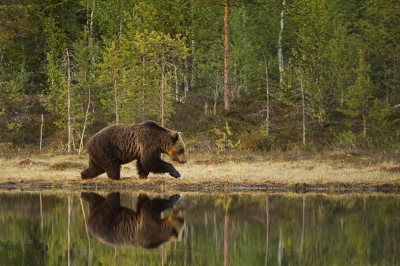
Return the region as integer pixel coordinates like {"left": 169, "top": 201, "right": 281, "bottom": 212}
{"left": 81, "top": 192, "right": 185, "bottom": 248}
{"left": 81, "top": 121, "right": 187, "bottom": 180}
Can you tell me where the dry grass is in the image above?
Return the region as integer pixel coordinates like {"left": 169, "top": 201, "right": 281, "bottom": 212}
{"left": 1, "top": 151, "right": 399, "bottom": 193}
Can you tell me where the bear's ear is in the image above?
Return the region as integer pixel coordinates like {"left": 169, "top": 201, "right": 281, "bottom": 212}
{"left": 170, "top": 132, "right": 180, "bottom": 141}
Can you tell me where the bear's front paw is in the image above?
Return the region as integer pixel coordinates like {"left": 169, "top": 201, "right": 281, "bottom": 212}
{"left": 138, "top": 194, "right": 150, "bottom": 201}
{"left": 169, "top": 194, "right": 183, "bottom": 204}
{"left": 169, "top": 169, "right": 181, "bottom": 178}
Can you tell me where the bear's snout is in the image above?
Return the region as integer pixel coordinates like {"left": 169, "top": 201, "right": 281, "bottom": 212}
{"left": 178, "top": 156, "right": 187, "bottom": 164}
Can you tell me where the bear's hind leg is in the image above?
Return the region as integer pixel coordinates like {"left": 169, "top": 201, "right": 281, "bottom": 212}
{"left": 81, "top": 192, "right": 105, "bottom": 209}
{"left": 136, "top": 160, "right": 149, "bottom": 179}
{"left": 81, "top": 159, "right": 105, "bottom": 179}
{"left": 105, "top": 161, "right": 121, "bottom": 180}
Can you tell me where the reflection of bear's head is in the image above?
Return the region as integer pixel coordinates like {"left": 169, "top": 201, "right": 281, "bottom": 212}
{"left": 81, "top": 192, "right": 185, "bottom": 249}
{"left": 166, "top": 132, "right": 187, "bottom": 165}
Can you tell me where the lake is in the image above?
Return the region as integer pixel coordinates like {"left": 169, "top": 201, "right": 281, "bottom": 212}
{"left": 0, "top": 191, "right": 399, "bottom": 265}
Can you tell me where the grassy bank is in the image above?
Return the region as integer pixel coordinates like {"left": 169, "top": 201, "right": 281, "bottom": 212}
{"left": 1, "top": 150, "right": 399, "bottom": 193}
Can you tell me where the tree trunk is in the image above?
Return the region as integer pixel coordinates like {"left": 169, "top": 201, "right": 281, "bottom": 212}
{"left": 161, "top": 47, "right": 166, "bottom": 127}
{"left": 78, "top": 89, "right": 91, "bottom": 155}
{"left": 300, "top": 74, "right": 306, "bottom": 145}
{"left": 113, "top": 68, "right": 120, "bottom": 124}
{"left": 183, "top": 24, "right": 189, "bottom": 103}
{"left": 66, "top": 48, "right": 72, "bottom": 153}
{"left": 265, "top": 61, "right": 270, "bottom": 136}
{"left": 174, "top": 64, "right": 179, "bottom": 102}
{"left": 223, "top": 0, "right": 231, "bottom": 111}
{"left": 89, "top": 0, "right": 95, "bottom": 63}
{"left": 362, "top": 109, "right": 367, "bottom": 138}
{"left": 40, "top": 114, "right": 44, "bottom": 151}
{"left": 141, "top": 55, "right": 146, "bottom": 122}
{"left": 278, "top": 0, "right": 285, "bottom": 87}
{"left": 184, "top": 55, "right": 189, "bottom": 102}
{"left": 214, "top": 75, "right": 220, "bottom": 116}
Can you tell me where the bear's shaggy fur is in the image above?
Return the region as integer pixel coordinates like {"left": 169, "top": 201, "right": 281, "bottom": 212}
{"left": 81, "top": 121, "right": 186, "bottom": 180}
{"left": 81, "top": 192, "right": 185, "bottom": 248}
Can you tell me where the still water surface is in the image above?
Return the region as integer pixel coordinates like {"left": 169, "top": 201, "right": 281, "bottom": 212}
{"left": 0, "top": 191, "right": 399, "bottom": 265}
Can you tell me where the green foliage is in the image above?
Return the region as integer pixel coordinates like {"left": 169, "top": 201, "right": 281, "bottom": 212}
{"left": 215, "top": 122, "right": 241, "bottom": 151}
{"left": 341, "top": 50, "right": 374, "bottom": 138}
{"left": 238, "top": 127, "right": 275, "bottom": 151}
{"left": 1, "top": 0, "right": 400, "bottom": 152}
{"left": 335, "top": 130, "right": 356, "bottom": 147}
{"left": 96, "top": 3, "right": 188, "bottom": 124}
{"left": 361, "top": 0, "right": 400, "bottom": 105}
{"left": 6, "top": 122, "right": 22, "bottom": 132}
{"left": 343, "top": 51, "right": 373, "bottom": 116}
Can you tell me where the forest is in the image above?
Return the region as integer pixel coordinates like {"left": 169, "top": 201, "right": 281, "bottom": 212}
{"left": 0, "top": 0, "right": 399, "bottom": 155}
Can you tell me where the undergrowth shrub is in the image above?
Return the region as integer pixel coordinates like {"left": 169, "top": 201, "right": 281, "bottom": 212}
{"left": 238, "top": 128, "right": 274, "bottom": 151}
{"left": 336, "top": 130, "right": 356, "bottom": 149}
{"left": 214, "top": 122, "right": 240, "bottom": 151}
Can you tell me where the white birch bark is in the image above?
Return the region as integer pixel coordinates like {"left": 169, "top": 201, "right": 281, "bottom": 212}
{"left": 113, "top": 68, "right": 120, "bottom": 124}
{"left": 161, "top": 48, "right": 166, "bottom": 127}
{"left": 78, "top": 89, "right": 90, "bottom": 155}
{"left": 278, "top": 0, "right": 285, "bottom": 87}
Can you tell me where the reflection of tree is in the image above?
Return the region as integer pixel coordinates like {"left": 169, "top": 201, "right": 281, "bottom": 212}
{"left": 216, "top": 196, "right": 232, "bottom": 266}
{"left": 265, "top": 196, "right": 269, "bottom": 266}
{"left": 79, "top": 196, "right": 93, "bottom": 266}
{"left": 299, "top": 196, "right": 305, "bottom": 265}
{"left": 67, "top": 195, "right": 71, "bottom": 266}
{"left": 224, "top": 212, "right": 230, "bottom": 266}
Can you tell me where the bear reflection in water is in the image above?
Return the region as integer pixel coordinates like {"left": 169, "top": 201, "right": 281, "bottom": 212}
{"left": 81, "top": 192, "right": 185, "bottom": 249}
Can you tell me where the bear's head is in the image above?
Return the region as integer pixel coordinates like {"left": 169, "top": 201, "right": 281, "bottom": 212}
{"left": 140, "top": 208, "right": 186, "bottom": 249}
{"left": 165, "top": 209, "right": 186, "bottom": 241}
{"left": 166, "top": 132, "right": 187, "bottom": 164}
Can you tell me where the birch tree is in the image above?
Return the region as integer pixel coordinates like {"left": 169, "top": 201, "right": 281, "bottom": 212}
{"left": 278, "top": 0, "right": 285, "bottom": 87}
{"left": 289, "top": 0, "right": 334, "bottom": 126}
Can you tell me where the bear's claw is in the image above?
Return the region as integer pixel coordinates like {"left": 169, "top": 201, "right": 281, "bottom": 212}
{"left": 169, "top": 169, "right": 181, "bottom": 178}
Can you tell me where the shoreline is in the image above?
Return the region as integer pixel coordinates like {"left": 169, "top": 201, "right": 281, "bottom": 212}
{"left": 1, "top": 153, "right": 399, "bottom": 193}
{"left": 0, "top": 177, "right": 399, "bottom": 194}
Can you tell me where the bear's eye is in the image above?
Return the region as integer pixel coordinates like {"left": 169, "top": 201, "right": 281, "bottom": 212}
{"left": 172, "top": 229, "right": 179, "bottom": 237}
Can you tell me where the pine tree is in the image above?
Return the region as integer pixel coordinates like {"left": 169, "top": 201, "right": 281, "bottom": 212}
{"left": 343, "top": 50, "right": 374, "bottom": 138}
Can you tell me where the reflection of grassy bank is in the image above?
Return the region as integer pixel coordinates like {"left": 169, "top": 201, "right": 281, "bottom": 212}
{"left": 1, "top": 151, "right": 399, "bottom": 192}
